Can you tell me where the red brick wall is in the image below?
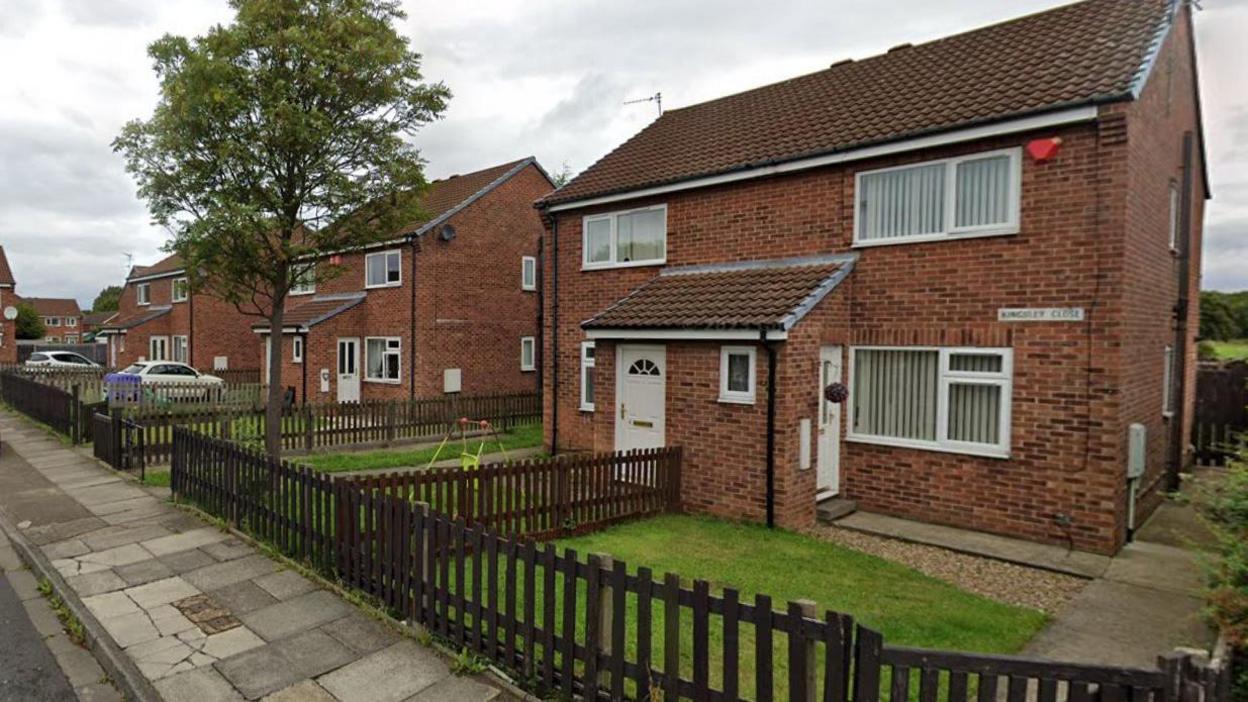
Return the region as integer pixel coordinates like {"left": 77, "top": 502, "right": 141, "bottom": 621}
{"left": 0, "top": 289, "right": 16, "bottom": 363}
{"left": 544, "top": 25, "right": 1204, "bottom": 552}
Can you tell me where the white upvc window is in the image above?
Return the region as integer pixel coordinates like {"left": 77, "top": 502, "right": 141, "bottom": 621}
{"left": 66, "top": 317, "right": 77, "bottom": 327}
{"left": 854, "top": 148, "right": 1021, "bottom": 247}
{"left": 365, "top": 250, "right": 401, "bottom": 288}
{"left": 848, "top": 346, "right": 1013, "bottom": 458}
{"left": 149, "top": 335, "right": 169, "bottom": 361}
{"left": 521, "top": 256, "right": 537, "bottom": 291}
{"left": 290, "top": 264, "right": 316, "bottom": 295}
{"left": 137, "top": 282, "right": 151, "bottom": 305}
{"left": 580, "top": 341, "right": 595, "bottom": 411}
{"left": 65, "top": 334, "right": 78, "bottom": 343}
{"left": 1162, "top": 345, "right": 1175, "bottom": 417}
{"left": 47, "top": 317, "right": 60, "bottom": 327}
{"left": 293, "top": 336, "right": 304, "bottom": 364}
{"left": 172, "top": 277, "right": 189, "bottom": 303}
{"left": 172, "top": 335, "right": 188, "bottom": 363}
{"left": 719, "top": 345, "right": 757, "bottom": 405}
{"left": 364, "top": 337, "right": 401, "bottom": 383}
{"left": 582, "top": 204, "right": 667, "bottom": 269}
{"left": 1168, "top": 182, "right": 1180, "bottom": 251}
{"left": 520, "top": 336, "right": 536, "bottom": 372}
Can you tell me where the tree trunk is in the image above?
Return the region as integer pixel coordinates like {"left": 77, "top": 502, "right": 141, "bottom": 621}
{"left": 264, "top": 300, "right": 286, "bottom": 460}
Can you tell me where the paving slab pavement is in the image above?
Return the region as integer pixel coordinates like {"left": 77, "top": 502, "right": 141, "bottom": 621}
{"left": 0, "top": 409, "right": 514, "bottom": 702}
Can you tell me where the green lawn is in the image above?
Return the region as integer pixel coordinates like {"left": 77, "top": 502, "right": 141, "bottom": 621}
{"left": 142, "top": 469, "right": 171, "bottom": 488}
{"left": 1205, "top": 339, "right": 1248, "bottom": 361}
{"left": 301, "top": 423, "right": 545, "bottom": 473}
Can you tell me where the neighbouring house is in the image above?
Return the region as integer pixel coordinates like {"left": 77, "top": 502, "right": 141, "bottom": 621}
{"left": 81, "top": 310, "right": 119, "bottom": 342}
{"left": 537, "top": 0, "right": 1207, "bottom": 555}
{"left": 253, "top": 157, "right": 552, "bottom": 403}
{"left": 98, "top": 254, "right": 260, "bottom": 371}
{"left": 19, "top": 297, "right": 84, "bottom": 344}
{"left": 0, "top": 246, "right": 16, "bottom": 363}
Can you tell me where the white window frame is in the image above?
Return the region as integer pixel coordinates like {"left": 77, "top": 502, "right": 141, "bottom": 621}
{"left": 293, "top": 336, "right": 304, "bottom": 364}
{"left": 853, "top": 148, "right": 1022, "bottom": 248}
{"left": 149, "top": 335, "right": 169, "bottom": 361}
{"left": 290, "top": 264, "right": 316, "bottom": 296}
{"left": 846, "top": 346, "right": 1013, "bottom": 459}
{"left": 719, "top": 345, "right": 757, "bottom": 405}
{"left": 582, "top": 204, "right": 667, "bottom": 270}
{"left": 171, "top": 335, "right": 188, "bottom": 363}
{"left": 521, "top": 256, "right": 537, "bottom": 291}
{"left": 1168, "top": 182, "right": 1180, "bottom": 252}
{"left": 364, "top": 250, "right": 402, "bottom": 289}
{"left": 172, "top": 277, "right": 189, "bottom": 303}
{"left": 363, "top": 336, "right": 401, "bottom": 384}
{"left": 47, "top": 317, "right": 61, "bottom": 327}
{"left": 136, "top": 282, "right": 151, "bottom": 306}
{"left": 580, "top": 341, "right": 595, "bottom": 411}
{"left": 520, "top": 336, "right": 536, "bottom": 372}
{"left": 66, "top": 317, "right": 77, "bottom": 327}
{"left": 65, "top": 334, "right": 78, "bottom": 344}
{"left": 1162, "top": 345, "right": 1175, "bottom": 417}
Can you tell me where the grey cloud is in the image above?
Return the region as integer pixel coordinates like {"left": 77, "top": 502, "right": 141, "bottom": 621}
{"left": 60, "top": 0, "right": 158, "bottom": 28}
{"left": 1201, "top": 217, "right": 1248, "bottom": 292}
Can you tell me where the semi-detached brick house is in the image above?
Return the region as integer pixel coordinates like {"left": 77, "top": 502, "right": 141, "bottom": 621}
{"left": 0, "top": 246, "right": 16, "bottom": 363}
{"left": 18, "top": 298, "right": 84, "bottom": 343}
{"left": 99, "top": 254, "right": 260, "bottom": 371}
{"left": 538, "top": 0, "right": 1208, "bottom": 554}
{"left": 253, "top": 157, "right": 552, "bottom": 403}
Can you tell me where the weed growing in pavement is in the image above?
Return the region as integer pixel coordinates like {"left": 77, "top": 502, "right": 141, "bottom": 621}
{"left": 450, "top": 647, "right": 490, "bottom": 676}
{"left": 38, "top": 578, "right": 87, "bottom": 646}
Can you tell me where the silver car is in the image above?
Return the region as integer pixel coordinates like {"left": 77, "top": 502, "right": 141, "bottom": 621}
{"left": 119, "top": 361, "right": 225, "bottom": 400}
{"left": 25, "top": 351, "right": 101, "bottom": 368}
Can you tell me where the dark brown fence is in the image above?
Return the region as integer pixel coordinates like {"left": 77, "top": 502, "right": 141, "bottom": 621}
{"left": 1195, "top": 361, "right": 1248, "bottom": 465}
{"left": 168, "top": 428, "right": 1228, "bottom": 702}
{"left": 214, "top": 368, "right": 262, "bottom": 385}
{"left": 1, "top": 370, "right": 80, "bottom": 440}
{"left": 134, "top": 392, "right": 540, "bottom": 464}
{"left": 92, "top": 413, "right": 145, "bottom": 478}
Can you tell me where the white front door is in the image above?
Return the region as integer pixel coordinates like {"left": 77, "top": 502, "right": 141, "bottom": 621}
{"left": 149, "top": 336, "right": 169, "bottom": 362}
{"left": 615, "top": 345, "right": 666, "bottom": 452}
{"left": 337, "top": 338, "right": 360, "bottom": 403}
{"left": 816, "top": 345, "right": 843, "bottom": 498}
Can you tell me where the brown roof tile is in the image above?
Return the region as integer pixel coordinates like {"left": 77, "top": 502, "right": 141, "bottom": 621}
{"left": 545, "top": 0, "right": 1170, "bottom": 206}
{"left": 252, "top": 293, "right": 366, "bottom": 331}
{"left": 83, "top": 311, "right": 119, "bottom": 326}
{"left": 20, "top": 297, "right": 82, "bottom": 317}
{"left": 583, "top": 256, "right": 855, "bottom": 331}
{"left": 0, "top": 246, "right": 15, "bottom": 286}
{"left": 130, "top": 253, "right": 184, "bottom": 280}
{"left": 400, "top": 158, "right": 549, "bottom": 234}
{"left": 102, "top": 306, "right": 171, "bottom": 331}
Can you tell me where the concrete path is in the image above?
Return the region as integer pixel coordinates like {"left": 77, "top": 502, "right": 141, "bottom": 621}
{"left": 0, "top": 409, "right": 512, "bottom": 702}
{"left": 838, "top": 499, "right": 1217, "bottom": 668}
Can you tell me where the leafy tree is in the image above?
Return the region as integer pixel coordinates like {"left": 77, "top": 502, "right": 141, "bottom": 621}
{"left": 90, "top": 285, "right": 123, "bottom": 314}
{"left": 551, "top": 161, "right": 574, "bottom": 188}
{"left": 1201, "top": 290, "right": 1248, "bottom": 342}
{"left": 114, "top": 0, "right": 450, "bottom": 456}
{"left": 15, "top": 303, "right": 44, "bottom": 340}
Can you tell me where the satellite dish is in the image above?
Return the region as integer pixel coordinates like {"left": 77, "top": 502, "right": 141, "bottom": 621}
{"left": 3, "top": 306, "right": 16, "bottom": 321}
{"left": 439, "top": 224, "right": 456, "bottom": 242}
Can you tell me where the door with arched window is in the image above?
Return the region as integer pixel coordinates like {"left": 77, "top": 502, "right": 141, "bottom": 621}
{"left": 616, "top": 345, "right": 666, "bottom": 452}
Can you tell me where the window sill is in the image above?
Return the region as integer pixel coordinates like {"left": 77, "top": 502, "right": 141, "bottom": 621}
{"left": 172, "top": 299, "right": 187, "bottom": 304}
{"left": 364, "top": 282, "right": 402, "bottom": 290}
{"left": 580, "top": 405, "right": 595, "bottom": 413}
{"left": 522, "top": 287, "right": 537, "bottom": 292}
{"left": 846, "top": 434, "right": 1010, "bottom": 460}
{"left": 363, "top": 377, "right": 401, "bottom": 385}
{"left": 852, "top": 227, "right": 1019, "bottom": 249}
{"left": 582, "top": 258, "right": 666, "bottom": 272}
{"left": 718, "top": 395, "right": 755, "bottom": 406}
{"left": 521, "top": 367, "right": 536, "bottom": 373}
{"left": 290, "top": 290, "right": 316, "bottom": 297}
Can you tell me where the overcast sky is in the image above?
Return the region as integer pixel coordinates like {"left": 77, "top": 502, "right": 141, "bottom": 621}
{"left": 1, "top": 0, "right": 1245, "bottom": 308}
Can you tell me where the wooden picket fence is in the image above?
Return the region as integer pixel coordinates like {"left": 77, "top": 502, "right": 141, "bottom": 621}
{"left": 0, "top": 370, "right": 86, "bottom": 441}
{"left": 129, "top": 392, "right": 540, "bottom": 464}
{"left": 1194, "top": 361, "right": 1248, "bottom": 466}
{"left": 92, "top": 412, "right": 146, "bottom": 479}
{"left": 168, "top": 427, "right": 1230, "bottom": 702}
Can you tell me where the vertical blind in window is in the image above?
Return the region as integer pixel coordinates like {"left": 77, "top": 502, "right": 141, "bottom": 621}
{"left": 852, "top": 349, "right": 939, "bottom": 441}
{"left": 858, "top": 164, "right": 945, "bottom": 242}
{"left": 584, "top": 218, "right": 612, "bottom": 264}
{"left": 616, "top": 209, "right": 665, "bottom": 263}
{"left": 955, "top": 155, "right": 1011, "bottom": 229}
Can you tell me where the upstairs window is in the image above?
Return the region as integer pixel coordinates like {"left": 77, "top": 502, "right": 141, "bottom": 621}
{"left": 47, "top": 317, "right": 61, "bottom": 327}
{"left": 583, "top": 205, "right": 666, "bottom": 269}
{"left": 521, "top": 256, "right": 537, "bottom": 291}
{"left": 137, "top": 283, "right": 151, "bottom": 306}
{"left": 365, "top": 250, "right": 401, "bottom": 288}
{"left": 172, "top": 277, "right": 189, "bottom": 303}
{"left": 855, "top": 148, "right": 1020, "bottom": 246}
{"left": 66, "top": 317, "right": 77, "bottom": 327}
{"left": 291, "top": 264, "right": 316, "bottom": 295}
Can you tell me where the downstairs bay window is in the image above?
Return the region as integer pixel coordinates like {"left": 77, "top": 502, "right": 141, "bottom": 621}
{"left": 848, "top": 347, "right": 1012, "bottom": 458}
{"left": 365, "top": 337, "right": 401, "bottom": 383}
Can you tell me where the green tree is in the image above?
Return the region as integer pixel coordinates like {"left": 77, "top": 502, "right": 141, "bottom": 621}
{"left": 114, "top": 0, "right": 450, "bottom": 456}
{"left": 551, "top": 161, "right": 574, "bottom": 188}
{"left": 15, "top": 303, "right": 44, "bottom": 340}
{"left": 90, "top": 285, "right": 123, "bottom": 314}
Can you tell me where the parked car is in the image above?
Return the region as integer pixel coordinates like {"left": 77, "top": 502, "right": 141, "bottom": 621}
{"left": 25, "top": 351, "right": 100, "bottom": 368}
{"left": 117, "top": 361, "right": 225, "bottom": 401}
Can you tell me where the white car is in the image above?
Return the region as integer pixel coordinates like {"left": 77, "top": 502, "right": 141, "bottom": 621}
{"left": 118, "top": 362, "right": 225, "bottom": 400}
{"left": 25, "top": 351, "right": 101, "bottom": 368}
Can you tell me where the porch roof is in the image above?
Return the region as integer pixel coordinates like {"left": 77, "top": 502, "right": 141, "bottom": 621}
{"left": 582, "top": 254, "right": 855, "bottom": 338}
{"left": 251, "top": 293, "right": 366, "bottom": 333}
{"left": 99, "top": 306, "right": 171, "bottom": 334}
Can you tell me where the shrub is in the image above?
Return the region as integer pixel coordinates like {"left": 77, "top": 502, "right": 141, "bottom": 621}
{"left": 1195, "top": 457, "right": 1248, "bottom": 701}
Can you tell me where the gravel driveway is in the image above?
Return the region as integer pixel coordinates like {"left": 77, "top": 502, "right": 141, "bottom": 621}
{"left": 807, "top": 525, "right": 1087, "bottom": 614}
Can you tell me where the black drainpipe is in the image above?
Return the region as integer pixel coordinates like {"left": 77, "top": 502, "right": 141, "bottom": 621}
{"left": 548, "top": 214, "right": 560, "bottom": 455}
{"left": 409, "top": 235, "right": 419, "bottom": 400}
{"left": 762, "top": 328, "right": 778, "bottom": 529}
{"left": 188, "top": 282, "right": 195, "bottom": 367}
{"left": 1166, "top": 131, "right": 1195, "bottom": 492}
{"left": 300, "top": 331, "right": 308, "bottom": 402}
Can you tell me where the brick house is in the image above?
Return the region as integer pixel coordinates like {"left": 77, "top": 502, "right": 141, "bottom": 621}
{"left": 0, "top": 246, "right": 16, "bottom": 363}
{"left": 537, "top": 0, "right": 1207, "bottom": 554}
{"left": 254, "top": 157, "right": 552, "bottom": 403}
{"left": 19, "top": 298, "right": 84, "bottom": 343}
{"left": 81, "top": 311, "right": 119, "bottom": 341}
{"left": 99, "top": 254, "right": 260, "bottom": 371}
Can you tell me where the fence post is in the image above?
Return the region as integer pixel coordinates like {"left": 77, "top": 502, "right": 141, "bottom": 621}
{"left": 1161, "top": 653, "right": 1188, "bottom": 702}
{"left": 71, "top": 384, "right": 81, "bottom": 444}
{"left": 593, "top": 552, "right": 614, "bottom": 691}
{"left": 305, "top": 405, "right": 315, "bottom": 453}
{"left": 852, "top": 625, "right": 883, "bottom": 702}
{"left": 791, "top": 599, "right": 818, "bottom": 702}
{"left": 385, "top": 401, "right": 397, "bottom": 445}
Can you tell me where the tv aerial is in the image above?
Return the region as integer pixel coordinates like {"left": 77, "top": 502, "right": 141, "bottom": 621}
{"left": 624, "top": 92, "right": 662, "bottom": 117}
